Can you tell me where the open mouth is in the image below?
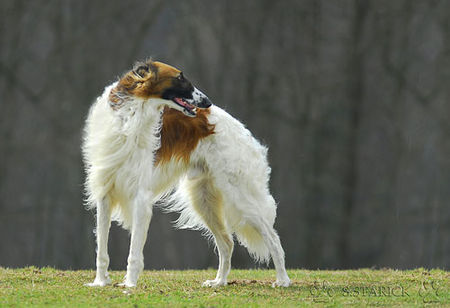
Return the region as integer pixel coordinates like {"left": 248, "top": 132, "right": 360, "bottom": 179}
{"left": 172, "top": 97, "right": 196, "bottom": 117}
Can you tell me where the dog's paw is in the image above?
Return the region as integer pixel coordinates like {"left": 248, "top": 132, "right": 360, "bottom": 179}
{"left": 117, "top": 281, "right": 137, "bottom": 288}
{"left": 272, "top": 278, "right": 291, "bottom": 288}
{"left": 202, "top": 279, "right": 227, "bottom": 287}
{"left": 85, "top": 277, "right": 111, "bottom": 287}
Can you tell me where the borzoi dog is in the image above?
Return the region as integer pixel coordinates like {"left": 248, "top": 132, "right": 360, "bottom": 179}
{"left": 83, "top": 60, "right": 290, "bottom": 288}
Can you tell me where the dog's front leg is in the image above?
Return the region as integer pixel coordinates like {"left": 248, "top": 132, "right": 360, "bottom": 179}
{"left": 120, "top": 191, "right": 153, "bottom": 287}
{"left": 86, "top": 198, "right": 112, "bottom": 287}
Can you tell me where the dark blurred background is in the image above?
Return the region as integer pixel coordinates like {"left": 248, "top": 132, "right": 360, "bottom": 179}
{"left": 1, "top": 0, "right": 449, "bottom": 271}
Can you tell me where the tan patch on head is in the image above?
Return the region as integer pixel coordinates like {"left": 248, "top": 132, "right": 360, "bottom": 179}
{"left": 109, "top": 60, "right": 182, "bottom": 104}
{"left": 155, "top": 107, "right": 215, "bottom": 165}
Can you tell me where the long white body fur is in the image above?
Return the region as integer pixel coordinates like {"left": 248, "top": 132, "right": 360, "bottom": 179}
{"left": 83, "top": 83, "right": 290, "bottom": 287}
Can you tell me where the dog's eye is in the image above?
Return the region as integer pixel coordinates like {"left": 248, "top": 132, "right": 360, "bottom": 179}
{"left": 135, "top": 66, "right": 149, "bottom": 78}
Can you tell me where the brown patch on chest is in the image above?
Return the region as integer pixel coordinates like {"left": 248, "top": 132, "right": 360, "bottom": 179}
{"left": 155, "top": 108, "right": 215, "bottom": 165}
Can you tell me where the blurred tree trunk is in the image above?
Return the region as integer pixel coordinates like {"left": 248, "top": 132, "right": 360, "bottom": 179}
{"left": 338, "top": 0, "right": 368, "bottom": 268}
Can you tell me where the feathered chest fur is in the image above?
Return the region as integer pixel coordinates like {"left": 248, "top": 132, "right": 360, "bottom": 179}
{"left": 155, "top": 107, "right": 215, "bottom": 165}
{"left": 83, "top": 99, "right": 215, "bottom": 207}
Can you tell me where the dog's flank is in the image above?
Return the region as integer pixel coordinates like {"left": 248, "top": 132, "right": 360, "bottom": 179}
{"left": 83, "top": 59, "right": 290, "bottom": 288}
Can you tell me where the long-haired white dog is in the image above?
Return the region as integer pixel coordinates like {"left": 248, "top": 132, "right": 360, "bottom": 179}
{"left": 83, "top": 60, "right": 290, "bottom": 288}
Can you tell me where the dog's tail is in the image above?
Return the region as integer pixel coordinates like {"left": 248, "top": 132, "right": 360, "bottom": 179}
{"left": 235, "top": 194, "right": 277, "bottom": 264}
{"left": 234, "top": 223, "right": 271, "bottom": 264}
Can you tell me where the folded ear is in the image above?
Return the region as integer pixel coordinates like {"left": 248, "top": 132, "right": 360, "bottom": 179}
{"left": 133, "top": 60, "right": 158, "bottom": 80}
{"left": 108, "top": 60, "right": 160, "bottom": 109}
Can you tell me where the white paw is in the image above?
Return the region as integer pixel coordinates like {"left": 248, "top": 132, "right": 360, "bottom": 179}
{"left": 85, "top": 277, "right": 111, "bottom": 287}
{"left": 272, "top": 278, "right": 291, "bottom": 288}
{"left": 202, "top": 279, "right": 227, "bottom": 287}
{"left": 117, "top": 280, "right": 137, "bottom": 288}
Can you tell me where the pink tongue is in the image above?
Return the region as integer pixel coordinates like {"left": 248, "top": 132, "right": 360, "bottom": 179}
{"left": 174, "top": 97, "right": 192, "bottom": 109}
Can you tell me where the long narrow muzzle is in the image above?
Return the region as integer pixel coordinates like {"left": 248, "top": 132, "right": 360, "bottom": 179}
{"left": 187, "top": 87, "right": 212, "bottom": 108}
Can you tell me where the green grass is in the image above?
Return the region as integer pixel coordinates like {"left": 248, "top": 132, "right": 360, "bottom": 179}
{"left": 0, "top": 267, "right": 448, "bottom": 307}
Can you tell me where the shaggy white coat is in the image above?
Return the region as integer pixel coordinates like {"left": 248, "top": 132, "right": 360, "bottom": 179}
{"left": 83, "top": 83, "right": 290, "bottom": 288}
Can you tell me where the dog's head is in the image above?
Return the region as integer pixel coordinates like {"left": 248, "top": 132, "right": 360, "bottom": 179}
{"left": 109, "top": 60, "right": 211, "bottom": 117}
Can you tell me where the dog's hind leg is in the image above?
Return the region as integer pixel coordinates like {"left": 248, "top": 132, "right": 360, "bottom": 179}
{"left": 256, "top": 218, "right": 291, "bottom": 287}
{"left": 187, "top": 176, "right": 233, "bottom": 287}
{"left": 203, "top": 226, "right": 233, "bottom": 287}
{"left": 121, "top": 191, "right": 153, "bottom": 287}
{"left": 86, "top": 198, "right": 112, "bottom": 287}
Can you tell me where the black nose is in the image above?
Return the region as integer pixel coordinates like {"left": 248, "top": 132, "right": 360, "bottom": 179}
{"left": 198, "top": 97, "right": 212, "bottom": 108}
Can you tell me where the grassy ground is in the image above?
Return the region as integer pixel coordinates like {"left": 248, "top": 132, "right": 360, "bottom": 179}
{"left": 0, "top": 267, "right": 448, "bottom": 307}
